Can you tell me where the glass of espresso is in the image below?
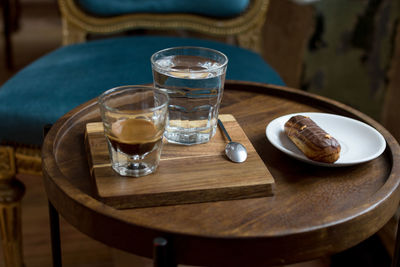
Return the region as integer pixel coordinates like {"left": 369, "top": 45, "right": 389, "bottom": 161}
{"left": 151, "top": 47, "right": 228, "bottom": 145}
{"left": 98, "top": 86, "right": 169, "bottom": 177}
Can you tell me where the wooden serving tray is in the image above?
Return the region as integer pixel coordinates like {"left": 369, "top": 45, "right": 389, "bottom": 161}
{"left": 85, "top": 114, "right": 274, "bottom": 209}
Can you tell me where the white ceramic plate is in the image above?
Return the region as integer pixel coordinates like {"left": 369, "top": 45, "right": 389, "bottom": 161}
{"left": 266, "top": 112, "right": 386, "bottom": 167}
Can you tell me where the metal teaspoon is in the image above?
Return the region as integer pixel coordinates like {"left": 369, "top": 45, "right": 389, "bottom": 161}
{"left": 217, "top": 119, "right": 248, "bottom": 163}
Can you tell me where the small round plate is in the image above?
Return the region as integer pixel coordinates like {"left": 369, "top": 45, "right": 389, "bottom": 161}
{"left": 265, "top": 112, "right": 386, "bottom": 167}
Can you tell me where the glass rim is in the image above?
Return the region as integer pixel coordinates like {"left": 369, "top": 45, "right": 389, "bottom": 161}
{"left": 150, "top": 46, "right": 228, "bottom": 72}
{"left": 98, "top": 85, "right": 169, "bottom": 114}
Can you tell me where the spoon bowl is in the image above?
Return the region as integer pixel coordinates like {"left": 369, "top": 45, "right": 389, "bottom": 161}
{"left": 225, "top": 141, "right": 248, "bottom": 163}
{"left": 218, "top": 119, "right": 248, "bottom": 163}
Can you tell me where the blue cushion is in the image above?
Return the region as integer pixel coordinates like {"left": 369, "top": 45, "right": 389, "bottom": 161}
{"left": 0, "top": 36, "right": 284, "bottom": 145}
{"left": 76, "top": 0, "right": 250, "bottom": 18}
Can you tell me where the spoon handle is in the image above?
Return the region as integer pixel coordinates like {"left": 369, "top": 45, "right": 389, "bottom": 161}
{"left": 218, "top": 119, "right": 232, "bottom": 142}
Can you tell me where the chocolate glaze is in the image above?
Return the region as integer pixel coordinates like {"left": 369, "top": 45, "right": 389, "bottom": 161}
{"left": 285, "top": 115, "right": 340, "bottom": 149}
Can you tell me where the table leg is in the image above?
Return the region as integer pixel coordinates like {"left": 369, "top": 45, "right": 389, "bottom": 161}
{"left": 153, "top": 237, "right": 177, "bottom": 267}
{"left": 44, "top": 124, "right": 62, "bottom": 267}
{"left": 48, "top": 201, "right": 62, "bottom": 267}
{"left": 392, "top": 218, "right": 400, "bottom": 267}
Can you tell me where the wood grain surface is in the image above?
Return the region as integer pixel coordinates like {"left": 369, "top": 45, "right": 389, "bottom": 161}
{"left": 41, "top": 81, "right": 400, "bottom": 266}
{"left": 85, "top": 114, "right": 274, "bottom": 209}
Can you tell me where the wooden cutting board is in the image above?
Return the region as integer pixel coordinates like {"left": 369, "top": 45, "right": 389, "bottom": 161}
{"left": 85, "top": 114, "right": 275, "bottom": 209}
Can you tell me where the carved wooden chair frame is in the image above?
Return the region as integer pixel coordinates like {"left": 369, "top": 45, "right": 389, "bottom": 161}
{"left": 0, "top": 146, "right": 25, "bottom": 267}
{"left": 58, "top": 0, "right": 270, "bottom": 54}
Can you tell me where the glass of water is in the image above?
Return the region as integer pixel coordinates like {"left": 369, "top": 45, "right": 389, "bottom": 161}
{"left": 151, "top": 47, "right": 228, "bottom": 145}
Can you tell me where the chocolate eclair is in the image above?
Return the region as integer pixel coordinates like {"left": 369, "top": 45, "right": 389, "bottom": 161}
{"left": 284, "top": 115, "right": 341, "bottom": 163}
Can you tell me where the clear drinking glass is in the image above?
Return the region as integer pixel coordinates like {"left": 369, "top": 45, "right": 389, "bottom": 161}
{"left": 151, "top": 46, "right": 228, "bottom": 145}
{"left": 98, "top": 86, "right": 169, "bottom": 177}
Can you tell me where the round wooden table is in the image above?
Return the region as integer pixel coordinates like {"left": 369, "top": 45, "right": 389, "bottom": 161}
{"left": 42, "top": 81, "right": 400, "bottom": 266}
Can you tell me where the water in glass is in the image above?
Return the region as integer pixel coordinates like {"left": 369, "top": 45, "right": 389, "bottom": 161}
{"left": 152, "top": 54, "right": 226, "bottom": 145}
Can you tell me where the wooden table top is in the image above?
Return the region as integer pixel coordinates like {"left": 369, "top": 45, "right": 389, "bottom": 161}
{"left": 42, "top": 81, "right": 400, "bottom": 266}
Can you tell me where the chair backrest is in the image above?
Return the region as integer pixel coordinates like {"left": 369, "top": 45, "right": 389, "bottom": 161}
{"left": 57, "top": 0, "right": 270, "bottom": 55}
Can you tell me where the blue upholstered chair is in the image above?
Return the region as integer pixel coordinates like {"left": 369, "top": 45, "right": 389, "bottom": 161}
{"left": 0, "top": 0, "right": 284, "bottom": 174}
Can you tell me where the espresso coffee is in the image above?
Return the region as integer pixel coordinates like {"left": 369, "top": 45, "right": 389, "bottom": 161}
{"left": 106, "top": 118, "right": 162, "bottom": 155}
